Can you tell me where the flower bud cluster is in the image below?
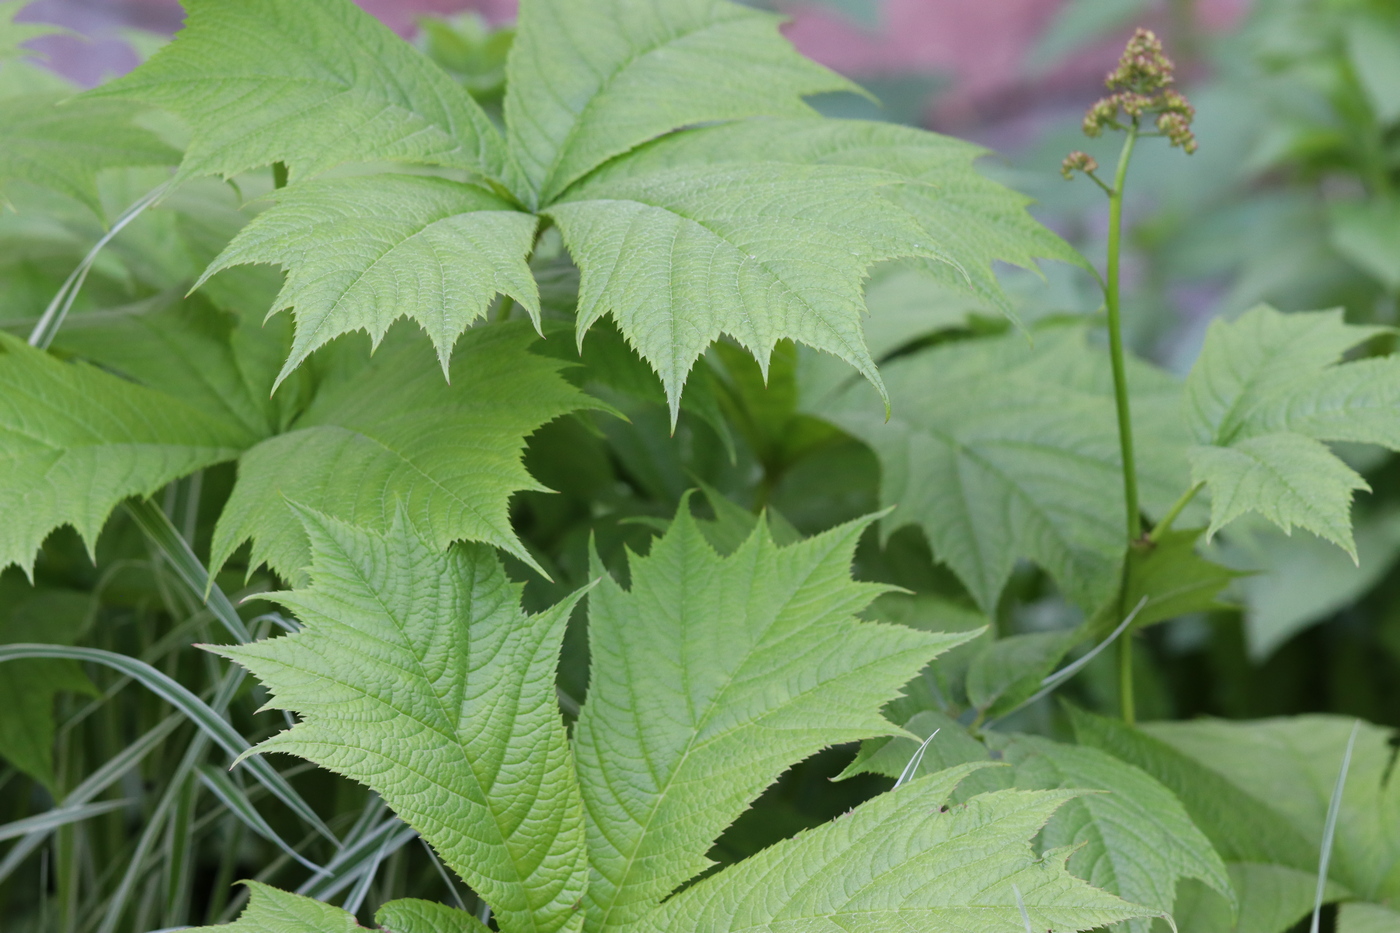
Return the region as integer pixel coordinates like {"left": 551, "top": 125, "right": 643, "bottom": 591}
{"left": 1078, "top": 28, "right": 1197, "bottom": 154}
{"left": 1061, "top": 151, "right": 1099, "bottom": 181}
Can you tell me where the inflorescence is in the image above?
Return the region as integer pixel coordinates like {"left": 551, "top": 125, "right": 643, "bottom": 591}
{"left": 1062, "top": 28, "right": 1197, "bottom": 183}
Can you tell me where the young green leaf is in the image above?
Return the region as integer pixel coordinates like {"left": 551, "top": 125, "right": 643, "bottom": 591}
{"left": 1184, "top": 304, "right": 1400, "bottom": 554}
{"left": 824, "top": 325, "right": 1189, "bottom": 612}
{"left": 652, "top": 763, "right": 1157, "bottom": 933}
{"left": 0, "top": 332, "right": 253, "bottom": 573}
{"left": 550, "top": 160, "right": 941, "bottom": 421}
{"left": 966, "top": 631, "right": 1077, "bottom": 717}
{"left": 608, "top": 118, "right": 1089, "bottom": 317}
{"left": 90, "top": 0, "right": 504, "bottom": 183}
{"left": 998, "top": 735, "right": 1234, "bottom": 932}
{"left": 573, "top": 503, "right": 972, "bottom": 931}
{"left": 0, "top": 92, "right": 178, "bottom": 215}
{"left": 217, "top": 510, "right": 591, "bottom": 933}
{"left": 503, "top": 0, "right": 853, "bottom": 204}
{"left": 197, "top": 174, "right": 542, "bottom": 384}
{"left": 210, "top": 324, "right": 594, "bottom": 581}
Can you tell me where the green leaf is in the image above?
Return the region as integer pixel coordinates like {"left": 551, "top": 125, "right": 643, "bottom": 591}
{"left": 1173, "top": 863, "right": 1350, "bottom": 933}
{"left": 194, "top": 881, "right": 362, "bottom": 932}
{"left": 572, "top": 503, "right": 971, "bottom": 931}
{"left": 549, "top": 159, "right": 940, "bottom": 421}
{"left": 825, "top": 325, "right": 1188, "bottom": 612}
{"left": 0, "top": 92, "right": 178, "bottom": 215}
{"left": 837, "top": 709, "right": 997, "bottom": 787}
{"left": 652, "top": 763, "right": 1157, "bottom": 933}
{"left": 1329, "top": 197, "right": 1400, "bottom": 290}
{"left": 0, "top": 332, "right": 252, "bottom": 573}
{"left": 1340, "top": 901, "right": 1400, "bottom": 933}
{"left": 91, "top": 0, "right": 504, "bottom": 183}
{"left": 198, "top": 174, "right": 542, "bottom": 385}
{"left": 1142, "top": 716, "right": 1400, "bottom": 902}
{"left": 376, "top": 899, "right": 492, "bottom": 933}
{"left": 1184, "top": 304, "right": 1400, "bottom": 553}
{"left": 210, "top": 323, "right": 593, "bottom": 581}
{"left": 1189, "top": 433, "right": 1369, "bottom": 554}
{"left": 0, "top": 576, "right": 94, "bottom": 790}
{"left": 53, "top": 291, "right": 294, "bottom": 441}
{"left": 218, "top": 510, "right": 590, "bottom": 933}
{"left": 1344, "top": 16, "right": 1400, "bottom": 126}
{"left": 1066, "top": 705, "right": 1318, "bottom": 871}
{"left": 1088, "top": 528, "right": 1239, "bottom": 639}
{"left": 966, "top": 631, "right": 1076, "bottom": 716}
{"left": 503, "top": 0, "right": 852, "bottom": 204}
{"left": 607, "top": 118, "right": 1088, "bottom": 317}
{"left": 998, "top": 734, "right": 1234, "bottom": 933}
{"left": 1220, "top": 511, "right": 1400, "bottom": 659}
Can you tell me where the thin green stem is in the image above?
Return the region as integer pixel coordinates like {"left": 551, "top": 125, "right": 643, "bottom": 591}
{"left": 1105, "top": 123, "right": 1141, "bottom": 725}
{"left": 1107, "top": 123, "right": 1142, "bottom": 544}
{"left": 1118, "top": 636, "right": 1136, "bottom": 726}
{"left": 1149, "top": 482, "right": 1203, "bottom": 544}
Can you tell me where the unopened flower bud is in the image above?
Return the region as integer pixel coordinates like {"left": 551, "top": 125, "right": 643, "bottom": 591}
{"left": 1061, "top": 150, "right": 1099, "bottom": 180}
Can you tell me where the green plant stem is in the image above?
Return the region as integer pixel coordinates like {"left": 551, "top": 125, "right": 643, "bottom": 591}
{"left": 1107, "top": 124, "right": 1142, "bottom": 544}
{"left": 1118, "top": 636, "right": 1136, "bottom": 726}
{"left": 1105, "top": 123, "right": 1141, "bottom": 725}
{"left": 1149, "top": 482, "right": 1203, "bottom": 544}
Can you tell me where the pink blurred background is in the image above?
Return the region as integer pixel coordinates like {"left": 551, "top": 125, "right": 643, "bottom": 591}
{"left": 17, "top": 0, "right": 1252, "bottom": 134}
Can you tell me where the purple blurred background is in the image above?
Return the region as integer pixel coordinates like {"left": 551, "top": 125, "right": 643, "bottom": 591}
{"left": 17, "top": 0, "right": 1251, "bottom": 137}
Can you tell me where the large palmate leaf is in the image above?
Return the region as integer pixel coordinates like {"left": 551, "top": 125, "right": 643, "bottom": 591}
{"left": 0, "top": 332, "right": 253, "bottom": 573}
{"left": 1143, "top": 715, "right": 1400, "bottom": 904}
{"left": 218, "top": 512, "right": 590, "bottom": 933}
{"left": 91, "top": 0, "right": 503, "bottom": 182}
{"left": 996, "top": 735, "right": 1233, "bottom": 933}
{"left": 550, "top": 160, "right": 941, "bottom": 420}
{"left": 503, "top": 0, "right": 852, "bottom": 205}
{"left": 822, "top": 324, "right": 1189, "bottom": 612}
{"left": 604, "top": 118, "right": 1089, "bottom": 316}
{"left": 210, "top": 323, "right": 593, "bottom": 581}
{"left": 0, "top": 92, "right": 178, "bottom": 214}
{"left": 652, "top": 763, "right": 1156, "bottom": 933}
{"left": 1185, "top": 304, "right": 1400, "bottom": 555}
{"left": 573, "top": 503, "right": 971, "bottom": 932}
{"left": 198, "top": 174, "right": 542, "bottom": 383}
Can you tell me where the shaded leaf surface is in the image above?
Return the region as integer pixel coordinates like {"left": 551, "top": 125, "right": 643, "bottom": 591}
{"left": 0, "top": 332, "right": 251, "bottom": 573}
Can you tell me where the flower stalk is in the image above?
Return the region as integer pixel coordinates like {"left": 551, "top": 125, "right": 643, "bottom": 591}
{"left": 1063, "top": 28, "right": 1198, "bottom": 725}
